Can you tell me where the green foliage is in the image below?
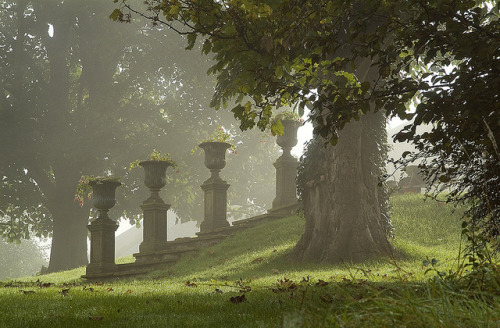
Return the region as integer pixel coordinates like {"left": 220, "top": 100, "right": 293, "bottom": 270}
{"left": 202, "top": 125, "right": 235, "bottom": 144}
{"left": 192, "top": 125, "right": 237, "bottom": 155}
{"left": 128, "top": 149, "right": 177, "bottom": 171}
{"left": 115, "top": 0, "right": 500, "bottom": 251}
{"left": 0, "top": 238, "right": 47, "bottom": 280}
{"left": 268, "top": 110, "right": 302, "bottom": 137}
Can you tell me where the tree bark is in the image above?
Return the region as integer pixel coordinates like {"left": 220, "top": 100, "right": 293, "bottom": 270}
{"left": 47, "top": 200, "right": 89, "bottom": 272}
{"left": 293, "top": 112, "right": 393, "bottom": 263}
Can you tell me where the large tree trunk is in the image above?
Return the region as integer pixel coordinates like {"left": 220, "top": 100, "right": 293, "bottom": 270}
{"left": 293, "top": 112, "right": 393, "bottom": 263}
{"left": 45, "top": 166, "right": 90, "bottom": 272}
{"left": 48, "top": 203, "right": 89, "bottom": 272}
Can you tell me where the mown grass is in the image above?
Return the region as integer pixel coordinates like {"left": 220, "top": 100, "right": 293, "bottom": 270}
{"left": 1, "top": 193, "right": 499, "bottom": 327}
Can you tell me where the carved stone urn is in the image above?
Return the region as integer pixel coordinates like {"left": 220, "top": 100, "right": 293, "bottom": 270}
{"left": 199, "top": 141, "right": 231, "bottom": 180}
{"left": 199, "top": 142, "right": 231, "bottom": 232}
{"left": 86, "top": 179, "right": 121, "bottom": 275}
{"left": 137, "top": 160, "right": 172, "bottom": 255}
{"left": 139, "top": 160, "right": 172, "bottom": 201}
{"left": 276, "top": 120, "right": 300, "bottom": 157}
{"left": 89, "top": 179, "right": 121, "bottom": 215}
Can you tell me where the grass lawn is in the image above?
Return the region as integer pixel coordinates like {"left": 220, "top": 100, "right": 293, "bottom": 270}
{"left": 1, "top": 193, "right": 499, "bottom": 327}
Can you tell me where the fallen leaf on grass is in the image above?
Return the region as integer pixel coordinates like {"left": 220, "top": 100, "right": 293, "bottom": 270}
{"left": 18, "top": 290, "right": 36, "bottom": 294}
{"left": 239, "top": 286, "right": 252, "bottom": 293}
{"left": 107, "top": 287, "right": 114, "bottom": 292}
{"left": 38, "top": 283, "right": 51, "bottom": 288}
{"left": 60, "top": 288, "right": 70, "bottom": 296}
{"left": 316, "top": 279, "right": 329, "bottom": 287}
{"left": 82, "top": 286, "right": 94, "bottom": 292}
{"left": 252, "top": 257, "right": 263, "bottom": 263}
{"left": 89, "top": 316, "right": 104, "bottom": 321}
{"left": 125, "top": 289, "right": 133, "bottom": 294}
{"left": 272, "top": 278, "right": 298, "bottom": 293}
{"left": 215, "top": 288, "right": 223, "bottom": 294}
{"left": 229, "top": 294, "right": 247, "bottom": 304}
{"left": 320, "top": 295, "right": 333, "bottom": 303}
{"left": 185, "top": 281, "right": 197, "bottom": 287}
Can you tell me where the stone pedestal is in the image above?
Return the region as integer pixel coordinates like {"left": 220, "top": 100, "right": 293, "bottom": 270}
{"left": 200, "top": 177, "right": 230, "bottom": 232}
{"left": 272, "top": 153, "right": 299, "bottom": 209}
{"left": 87, "top": 217, "right": 118, "bottom": 275}
{"left": 270, "top": 119, "right": 300, "bottom": 212}
{"left": 139, "top": 197, "right": 170, "bottom": 254}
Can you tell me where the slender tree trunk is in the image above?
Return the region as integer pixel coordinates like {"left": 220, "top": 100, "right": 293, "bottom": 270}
{"left": 293, "top": 112, "right": 393, "bottom": 263}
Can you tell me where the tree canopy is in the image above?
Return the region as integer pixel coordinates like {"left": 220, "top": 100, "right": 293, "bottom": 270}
{"left": 114, "top": 0, "right": 500, "bottom": 247}
{"left": 0, "top": 0, "right": 278, "bottom": 271}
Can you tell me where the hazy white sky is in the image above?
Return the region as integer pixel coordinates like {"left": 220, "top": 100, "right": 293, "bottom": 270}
{"left": 292, "top": 116, "right": 408, "bottom": 158}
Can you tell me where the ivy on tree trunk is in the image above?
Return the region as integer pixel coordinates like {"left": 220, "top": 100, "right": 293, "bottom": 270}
{"left": 295, "top": 112, "right": 393, "bottom": 263}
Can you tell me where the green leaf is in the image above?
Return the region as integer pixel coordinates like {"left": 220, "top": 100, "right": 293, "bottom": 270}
{"left": 169, "top": 5, "right": 180, "bottom": 16}
{"left": 186, "top": 34, "right": 197, "bottom": 50}
{"left": 201, "top": 39, "right": 211, "bottom": 54}
{"left": 438, "top": 175, "right": 451, "bottom": 183}
{"left": 360, "top": 81, "right": 370, "bottom": 93}
{"left": 329, "top": 134, "right": 338, "bottom": 146}
{"left": 275, "top": 66, "right": 284, "bottom": 79}
{"left": 271, "top": 120, "right": 284, "bottom": 136}
{"left": 109, "top": 9, "right": 122, "bottom": 21}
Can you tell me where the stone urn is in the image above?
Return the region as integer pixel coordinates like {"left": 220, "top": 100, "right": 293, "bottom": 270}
{"left": 88, "top": 179, "right": 121, "bottom": 218}
{"left": 139, "top": 160, "right": 173, "bottom": 201}
{"left": 199, "top": 141, "right": 231, "bottom": 180}
{"left": 276, "top": 120, "right": 301, "bottom": 156}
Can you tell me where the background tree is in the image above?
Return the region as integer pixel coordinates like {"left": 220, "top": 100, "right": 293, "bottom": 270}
{"left": 0, "top": 237, "right": 47, "bottom": 280}
{"left": 0, "top": 0, "right": 277, "bottom": 272}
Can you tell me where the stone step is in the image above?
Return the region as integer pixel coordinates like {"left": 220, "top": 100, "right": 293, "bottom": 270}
{"left": 82, "top": 209, "right": 294, "bottom": 280}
